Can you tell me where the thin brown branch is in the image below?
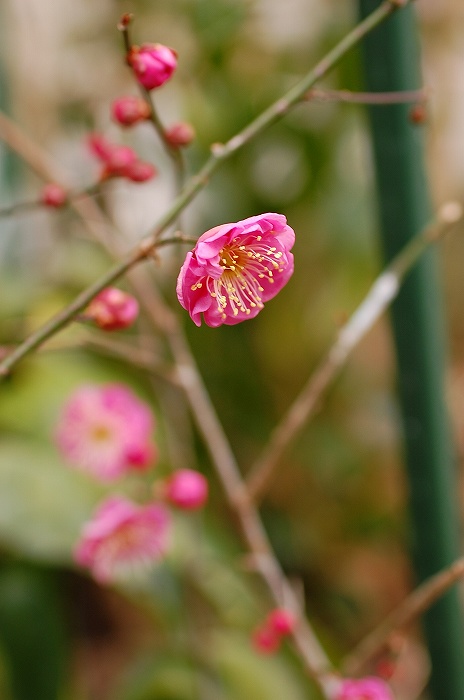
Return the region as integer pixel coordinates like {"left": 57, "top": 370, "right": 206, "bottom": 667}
{"left": 246, "top": 203, "right": 463, "bottom": 502}
{"left": 306, "top": 87, "right": 428, "bottom": 105}
{"left": 343, "top": 557, "right": 464, "bottom": 676}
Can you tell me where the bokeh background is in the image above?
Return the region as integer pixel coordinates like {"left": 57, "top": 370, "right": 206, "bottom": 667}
{"left": 0, "top": 0, "right": 463, "bottom": 698}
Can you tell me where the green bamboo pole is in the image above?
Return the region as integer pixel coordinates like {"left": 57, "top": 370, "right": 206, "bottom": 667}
{"left": 357, "top": 2, "right": 464, "bottom": 697}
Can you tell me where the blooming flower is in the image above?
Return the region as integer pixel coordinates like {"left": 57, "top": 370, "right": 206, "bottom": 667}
{"left": 111, "top": 95, "right": 150, "bottom": 127}
{"left": 164, "top": 469, "right": 208, "bottom": 510}
{"left": 176, "top": 213, "right": 295, "bottom": 327}
{"left": 83, "top": 287, "right": 139, "bottom": 331}
{"left": 128, "top": 43, "right": 177, "bottom": 90}
{"left": 75, "top": 496, "right": 170, "bottom": 583}
{"left": 335, "top": 677, "right": 394, "bottom": 700}
{"left": 55, "top": 383, "right": 156, "bottom": 481}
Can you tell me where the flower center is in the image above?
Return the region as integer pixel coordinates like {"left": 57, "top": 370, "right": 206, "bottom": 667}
{"left": 189, "top": 235, "right": 286, "bottom": 319}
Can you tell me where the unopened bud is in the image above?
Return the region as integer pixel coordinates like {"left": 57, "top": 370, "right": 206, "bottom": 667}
{"left": 267, "top": 608, "right": 296, "bottom": 637}
{"left": 123, "top": 160, "right": 157, "bottom": 182}
{"left": 111, "top": 96, "right": 151, "bottom": 127}
{"left": 409, "top": 103, "right": 427, "bottom": 125}
{"left": 128, "top": 43, "right": 177, "bottom": 90}
{"left": 165, "top": 122, "right": 195, "bottom": 147}
{"left": 251, "top": 625, "right": 281, "bottom": 655}
{"left": 164, "top": 469, "right": 208, "bottom": 510}
{"left": 84, "top": 287, "right": 139, "bottom": 331}
{"left": 41, "top": 183, "right": 67, "bottom": 208}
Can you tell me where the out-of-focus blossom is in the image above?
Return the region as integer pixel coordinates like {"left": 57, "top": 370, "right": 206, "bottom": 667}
{"left": 41, "top": 183, "right": 67, "bottom": 208}
{"left": 75, "top": 496, "right": 170, "bottom": 583}
{"left": 176, "top": 213, "right": 295, "bottom": 327}
{"left": 334, "top": 676, "right": 394, "bottom": 700}
{"left": 111, "top": 96, "right": 150, "bottom": 127}
{"left": 165, "top": 122, "right": 195, "bottom": 147}
{"left": 128, "top": 43, "right": 177, "bottom": 90}
{"left": 164, "top": 469, "right": 208, "bottom": 510}
{"left": 83, "top": 288, "right": 139, "bottom": 331}
{"left": 55, "top": 383, "right": 156, "bottom": 481}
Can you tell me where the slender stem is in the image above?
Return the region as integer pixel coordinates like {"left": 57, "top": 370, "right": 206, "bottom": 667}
{"left": 0, "top": 0, "right": 412, "bottom": 378}
{"left": 343, "top": 556, "right": 464, "bottom": 676}
{"left": 306, "top": 87, "right": 427, "bottom": 105}
{"left": 143, "top": 87, "right": 185, "bottom": 183}
{"left": 0, "top": 235, "right": 192, "bottom": 377}
{"left": 246, "top": 203, "right": 463, "bottom": 502}
{"left": 0, "top": 183, "right": 102, "bottom": 220}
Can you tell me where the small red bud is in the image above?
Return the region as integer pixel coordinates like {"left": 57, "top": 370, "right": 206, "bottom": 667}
{"left": 267, "top": 608, "right": 296, "bottom": 637}
{"left": 164, "top": 469, "right": 208, "bottom": 510}
{"left": 165, "top": 122, "right": 195, "bottom": 147}
{"left": 409, "top": 103, "right": 427, "bottom": 125}
{"left": 128, "top": 43, "right": 177, "bottom": 90}
{"left": 84, "top": 287, "right": 139, "bottom": 331}
{"left": 41, "top": 183, "right": 67, "bottom": 208}
{"left": 123, "top": 160, "right": 157, "bottom": 182}
{"left": 251, "top": 625, "right": 281, "bottom": 655}
{"left": 111, "top": 96, "right": 151, "bottom": 127}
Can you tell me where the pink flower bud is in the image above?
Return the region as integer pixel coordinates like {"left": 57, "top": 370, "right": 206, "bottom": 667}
{"left": 123, "top": 160, "right": 157, "bottom": 182}
{"left": 88, "top": 133, "right": 138, "bottom": 179}
{"left": 129, "top": 43, "right": 177, "bottom": 90}
{"left": 251, "top": 625, "right": 281, "bottom": 655}
{"left": 111, "top": 96, "right": 151, "bottom": 127}
{"left": 164, "top": 469, "right": 208, "bottom": 510}
{"left": 267, "top": 608, "right": 296, "bottom": 637}
{"left": 41, "top": 183, "right": 67, "bottom": 208}
{"left": 334, "top": 677, "right": 394, "bottom": 700}
{"left": 84, "top": 287, "right": 139, "bottom": 331}
{"left": 165, "top": 122, "right": 195, "bottom": 147}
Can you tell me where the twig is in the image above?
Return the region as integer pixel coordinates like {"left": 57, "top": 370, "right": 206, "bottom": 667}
{"left": 0, "top": 0, "right": 412, "bottom": 380}
{"left": 305, "top": 87, "right": 427, "bottom": 105}
{"left": 246, "top": 203, "right": 464, "bottom": 502}
{"left": 343, "top": 557, "right": 464, "bottom": 675}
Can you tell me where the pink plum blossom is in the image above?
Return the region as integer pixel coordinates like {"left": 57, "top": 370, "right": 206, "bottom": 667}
{"left": 75, "top": 496, "right": 170, "bottom": 583}
{"left": 111, "top": 95, "right": 150, "bottom": 127}
{"left": 176, "top": 213, "right": 295, "bottom": 327}
{"left": 164, "top": 469, "right": 208, "bottom": 510}
{"left": 335, "top": 677, "right": 394, "bottom": 700}
{"left": 55, "top": 383, "right": 156, "bottom": 481}
{"left": 128, "top": 43, "right": 177, "bottom": 90}
{"left": 83, "top": 287, "right": 139, "bottom": 331}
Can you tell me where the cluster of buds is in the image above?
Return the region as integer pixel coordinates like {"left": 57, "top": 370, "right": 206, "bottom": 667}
{"left": 252, "top": 608, "right": 297, "bottom": 654}
{"left": 88, "top": 133, "right": 156, "bottom": 182}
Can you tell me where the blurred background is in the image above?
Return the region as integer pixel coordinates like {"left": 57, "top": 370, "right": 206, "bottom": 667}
{"left": 0, "top": 0, "right": 463, "bottom": 698}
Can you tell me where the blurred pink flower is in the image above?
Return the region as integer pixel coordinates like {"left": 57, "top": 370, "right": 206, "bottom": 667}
{"left": 251, "top": 624, "right": 281, "bottom": 655}
{"left": 111, "top": 95, "right": 150, "bottom": 127}
{"left": 75, "top": 496, "right": 170, "bottom": 583}
{"left": 336, "top": 677, "right": 394, "bottom": 700}
{"left": 129, "top": 43, "right": 177, "bottom": 90}
{"left": 176, "top": 213, "right": 295, "bottom": 327}
{"left": 56, "top": 383, "right": 156, "bottom": 481}
{"left": 164, "top": 469, "right": 208, "bottom": 510}
{"left": 84, "top": 287, "right": 139, "bottom": 331}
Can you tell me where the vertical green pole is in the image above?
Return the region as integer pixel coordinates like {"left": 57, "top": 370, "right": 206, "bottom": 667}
{"left": 357, "top": 3, "right": 464, "bottom": 697}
